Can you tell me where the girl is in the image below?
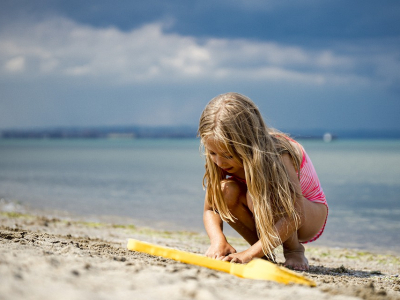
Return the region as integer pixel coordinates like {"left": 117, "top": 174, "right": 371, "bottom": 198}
{"left": 198, "top": 92, "right": 328, "bottom": 271}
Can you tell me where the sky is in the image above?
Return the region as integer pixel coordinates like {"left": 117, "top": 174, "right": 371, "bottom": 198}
{"left": 0, "top": 0, "right": 399, "bottom": 132}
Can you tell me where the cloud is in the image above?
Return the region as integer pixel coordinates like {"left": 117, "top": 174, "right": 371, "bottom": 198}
{"left": 1, "top": 16, "right": 387, "bottom": 88}
{"left": 4, "top": 56, "right": 25, "bottom": 72}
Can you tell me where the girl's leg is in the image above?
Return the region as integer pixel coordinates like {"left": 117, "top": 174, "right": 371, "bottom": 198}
{"left": 283, "top": 197, "right": 328, "bottom": 270}
{"left": 221, "top": 179, "right": 275, "bottom": 261}
{"left": 282, "top": 233, "right": 308, "bottom": 270}
{"left": 220, "top": 179, "right": 258, "bottom": 245}
{"left": 246, "top": 189, "right": 327, "bottom": 270}
{"left": 221, "top": 179, "right": 328, "bottom": 270}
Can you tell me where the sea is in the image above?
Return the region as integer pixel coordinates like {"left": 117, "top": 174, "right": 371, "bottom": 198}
{"left": 0, "top": 138, "right": 399, "bottom": 253}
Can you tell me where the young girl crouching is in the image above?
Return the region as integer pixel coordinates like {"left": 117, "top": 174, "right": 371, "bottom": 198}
{"left": 198, "top": 92, "right": 328, "bottom": 271}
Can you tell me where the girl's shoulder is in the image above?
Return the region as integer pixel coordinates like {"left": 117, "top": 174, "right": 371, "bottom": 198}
{"left": 271, "top": 132, "right": 302, "bottom": 152}
{"left": 270, "top": 132, "right": 303, "bottom": 172}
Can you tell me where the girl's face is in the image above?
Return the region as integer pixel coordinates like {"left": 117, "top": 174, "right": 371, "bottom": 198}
{"left": 205, "top": 137, "right": 244, "bottom": 177}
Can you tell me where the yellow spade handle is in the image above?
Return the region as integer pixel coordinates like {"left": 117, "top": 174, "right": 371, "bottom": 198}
{"left": 127, "top": 239, "right": 316, "bottom": 286}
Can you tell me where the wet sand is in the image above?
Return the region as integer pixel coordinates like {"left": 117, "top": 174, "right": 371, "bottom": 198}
{"left": 1, "top": 204, "right": 399, "bottom": 300}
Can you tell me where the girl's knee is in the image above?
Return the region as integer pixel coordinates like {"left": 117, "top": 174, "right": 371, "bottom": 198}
{"left": 221, "top": 179, "right": 242, "bottom": 210}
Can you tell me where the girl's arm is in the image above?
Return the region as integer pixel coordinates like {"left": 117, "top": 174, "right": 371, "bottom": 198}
{"left": 203, "top": 197, "right": 237, "bottom": 259}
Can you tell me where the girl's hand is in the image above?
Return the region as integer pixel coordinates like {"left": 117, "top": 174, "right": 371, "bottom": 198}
{"left": 205, "top": 241, "right": 237, "bottom": 260}
{"left": 222, "top": 249, "right": 253, "bottom": 264}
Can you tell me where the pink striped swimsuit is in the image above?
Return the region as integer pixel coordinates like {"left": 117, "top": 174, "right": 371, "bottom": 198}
{"left": 295, "top": 142, "right": 328, "bottom": 243}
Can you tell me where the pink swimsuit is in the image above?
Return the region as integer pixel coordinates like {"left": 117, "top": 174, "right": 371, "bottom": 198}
{"left": 295, "top": 142, "right": 328, "bottom": 243}
{"left": 229, "top": 140, "right": 328, "bottom": 243}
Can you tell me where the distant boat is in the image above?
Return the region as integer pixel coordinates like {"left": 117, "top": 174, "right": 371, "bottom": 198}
{"left": 323, "top": 133, "right": 333, "bottom": 142}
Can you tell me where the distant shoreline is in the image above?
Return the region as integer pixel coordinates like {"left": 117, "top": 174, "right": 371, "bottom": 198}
{"left": 1, "top": 126, "right": 400, "bottom": 140}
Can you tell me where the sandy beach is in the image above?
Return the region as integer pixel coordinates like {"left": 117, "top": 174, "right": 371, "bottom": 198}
{"left": 1, "top": 202, "right": 399, "bottom": 300}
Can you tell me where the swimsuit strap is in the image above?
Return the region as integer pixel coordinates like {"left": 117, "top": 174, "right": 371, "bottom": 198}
{"left": 228, "top": 174, "right": 246, "bottom": 184}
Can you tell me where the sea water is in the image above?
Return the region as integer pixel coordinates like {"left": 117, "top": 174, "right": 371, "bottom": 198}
{"left": 0, "top": 138, "right": 399, "bottom": 253}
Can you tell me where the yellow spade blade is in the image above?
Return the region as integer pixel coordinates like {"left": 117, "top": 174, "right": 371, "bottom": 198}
{"left": 127, "top": 239, "right": 316, "bottom": 287}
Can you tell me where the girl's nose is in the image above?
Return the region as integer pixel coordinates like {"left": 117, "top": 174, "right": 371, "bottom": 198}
{"left": 216, "top": 156, "right": 225, "bottom": 167}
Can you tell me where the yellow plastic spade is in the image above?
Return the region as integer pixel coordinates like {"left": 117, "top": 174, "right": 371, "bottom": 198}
{"left": 127, "top": 239, "right": 316, "bottom": 287}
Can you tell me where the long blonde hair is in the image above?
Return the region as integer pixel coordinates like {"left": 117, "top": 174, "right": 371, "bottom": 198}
{"left": 198, "top": 92, "right": 302, "bottom": 258}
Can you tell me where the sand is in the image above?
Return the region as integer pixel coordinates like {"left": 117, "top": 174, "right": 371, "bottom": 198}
{"left": 1, "top": 202, "right": 399, "bottom": 300}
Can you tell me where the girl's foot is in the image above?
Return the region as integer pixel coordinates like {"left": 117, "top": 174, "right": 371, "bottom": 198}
{"left": 283, "top": 243, "right": 309, "bottom": 271}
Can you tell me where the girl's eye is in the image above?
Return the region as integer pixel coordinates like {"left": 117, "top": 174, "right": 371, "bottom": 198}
{"left": 207, "top": 151, "right": 232, "bottom": 159}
